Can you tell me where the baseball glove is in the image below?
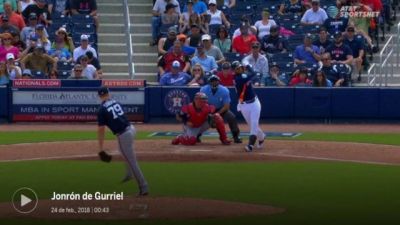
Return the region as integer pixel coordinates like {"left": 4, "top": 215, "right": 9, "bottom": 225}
{"left": 98, "top": 150, "right": 112, "bottom": 163}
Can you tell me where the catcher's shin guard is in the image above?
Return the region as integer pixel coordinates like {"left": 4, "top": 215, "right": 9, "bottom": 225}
{"left": 213, "top": 113, "right": 231, "bottom": 145}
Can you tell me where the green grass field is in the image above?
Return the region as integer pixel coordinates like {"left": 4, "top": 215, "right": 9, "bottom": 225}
{"left": 1, "top": 131, "right": 400, "bottom": 225}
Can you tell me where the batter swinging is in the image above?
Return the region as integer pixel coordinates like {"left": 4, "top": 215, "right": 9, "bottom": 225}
{"left": 232, "top": 61, "right": 265, "bottom": 152}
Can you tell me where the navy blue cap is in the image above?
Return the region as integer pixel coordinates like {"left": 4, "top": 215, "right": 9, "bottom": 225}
{"left": 98, "top": 86, "right": 109, "bottom": 96}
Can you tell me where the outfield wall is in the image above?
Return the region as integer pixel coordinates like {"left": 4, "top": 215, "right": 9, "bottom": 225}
{"left": 1, "top": 81, "right": 400, "bottom": 122}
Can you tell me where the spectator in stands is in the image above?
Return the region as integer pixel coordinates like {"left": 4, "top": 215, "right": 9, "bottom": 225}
{"left": 6, "top": 53, "right": 21, "bottom": 80}
{"left": 73, "top": 34, "right": 97, "bottom": 62}
{"left": 278, "top": 0, "right": 303, "bottom": 15}
{"left": 172, "top": 33, "right": 195, "bottom": 56}
{"left": 201, "top": 34, "right": 224, "bottom": 64}
{"left": 320, "top": 52, "right": 346, "bottom": 87}
{"left": 68, "top": 64, "right": 88, "bottom": 79}
{"left": 344, "top": 26, "right": 364, "bottom": 82}
{"left": 232, "top": 23, "right": 258, "bottom": 55}
{"left": 217, "top": 61, "right": 234, "bottom": 86}
{"left": 158, "top": 40, "right": 190, "bottom": 75}
{"left": 242, "top": 41, "right": 268, "bottom": 85}
{"left": 54, "top": 27, "right": 74, "bottom": 53}
{"left": 79, "top": 51, "right": 101, "bottom": 74}
{"left": 323, "top": 6, "right": 348, "bottom": 35}
{"left": 161, "top": 3, "right": 179, "bottom": 26}
{"left": 222, "top": 0, "right": 236, "bottom": 8}
{"left": 289, "top": 68, "right": 312, "bottom": 86}
{"left": 207, "top": 0, "right": 230, "bottom": 29}
{"left": 79, "top": 55, "right": 98, "bottom": 79}
{"left": 213, "top": 25, "right": 231, "bottom": 54}
{"left": 261, "top": 25, "right": 289, "bottom": 54}
{"left": 191, "top": 43, "right": 218, "bottom": 73}
{"left": 325, "top": 31, "right": 353, "bottom": 65}
{"left": 313, "top": 27, "right": 332, "bottom": 54}
{"left": 49, "top": 70, "right": 58, "bottom": 79}
{"left": 21, "top": 68, "right": 33, "bottom": 79}
{"left": 20, "top": 45, "right": 57, "bottom": 76}
{"left": 190, "top": 0, "right": 207, "bottom": 15}
{"left": 0, "top": 0, "right": 17, "bottom": 14}
{"left": 300, "top": 0, "right": 327, "bottom": 25}
{"left": 187, "top": 63, "right": 206, "bottom": 86}
{"left": 313, "top": 70, "right": 332, "bottom": 87}
{"left": 294, "top": 33, "right": 321, "bottom": 65}
{"left": 179, "top": 0, "right": 194, "bottom": 33}
{"left": 20, "top": 33, "right": 40, "bottom": 58}
{"left": 348, "top": 0, "right": 372, "bottom": 41}
{"left": 254, "top": 9, "right": 277, "bottom": 41}
{"left": 11, "top": 31, "right": 26, "bottom": 52}
{"left": 71, "top": 0, "right": 99, "bottom": 30}
{"left": 151, "top": 0, "right": 180, "bottom": 46}
{"left": 48, "top": 37, "right": 72, "bottom": 62}
{"left": 0, "top": 32, "right": 20, "bottom": 61}
{"left": 186, "top": 23, "right": 202, "bottom": 47}
{"left": 264, "top": 63, "right": 288, "bottom": 86}
{"left": 0, "top": 15, "right": 19, "bottom": 35}
{"left": 158, "top": 26, "right": 178, "bottom": 56}
{"left": 22, "top": 0, "right": 52, "bottom": 26}
{"left": 159, "top": 60, "right": 192, "bottom": 85}
{"left": 19, "top": 0, "right": 35, "bottom": 13}
{"left": 35, "top": 24, "right": 51, "bottom": 52}
{"left": 182, "top": 13, "right": 208, "bottom": 34}
{"left": 232, "top": 16, "right": 257, "bottom": 39}
{"left": 20, "top": 13, "right": 47, "bottom": 43}
{"left": 49, "top": 0, "right": 70, "bottom": 16}
{"left": 0, "top": 62, "right": 10, "bottom": 85}
{"left": 2, "top": 2, "right": 25, "bottom": 31}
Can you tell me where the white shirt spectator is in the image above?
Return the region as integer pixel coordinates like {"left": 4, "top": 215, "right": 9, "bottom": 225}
{"left": 153, "top": 0, "right": 180, "bottom": 14}
{"left": 7, "top": 65, "right": 22, "bottom": 80}
{"left": 20, "top": 0, "right": 35, "bottom": 12}
{"left": 82, "top": 64, "right": 97, "bottom": 79}
{"left": 254, "top": 19, "right": 277, "bottom": 40}
{"left": 73, "top": 45, "right": 97, "bottom": 62}
{"left": 207, "top": 9, "right": 222, "bottom": 25}
{"left": 301, "top": 8, "right": 328, "bottom": 25}
{"left": 242, "top": 53, "right": 269, "bottom": 76}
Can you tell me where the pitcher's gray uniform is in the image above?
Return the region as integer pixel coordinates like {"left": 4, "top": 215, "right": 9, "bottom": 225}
{"left": 97, "top": 86, "right": 148, "bottom": 196}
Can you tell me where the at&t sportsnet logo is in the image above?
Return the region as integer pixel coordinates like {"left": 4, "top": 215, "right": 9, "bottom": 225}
{"left": 339, "top": 5, "right": 380, "bottom": 18}
{"left": 164, "top": 89, "right": 190, "bottom": 114}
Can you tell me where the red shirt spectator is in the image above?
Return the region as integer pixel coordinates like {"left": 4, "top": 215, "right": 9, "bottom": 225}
{"left": 232, "top": 25, "right": 257, "bottom": 55}
{"left": 361, "top": 0, "right": 382, "bottom": 12}
{"left": 1, "top": 2, "right": 26, "bottom": 31}
{"left": 217, "top": 62, "right": 234, "bottom": 86}
{"left": 289, "top": 68, "right": 312, "bottom": 86}
{"left": 158, "top": 40, "right": 190, "bottom": 75}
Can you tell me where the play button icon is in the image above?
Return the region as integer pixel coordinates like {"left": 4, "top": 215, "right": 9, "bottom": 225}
{"left": 12, "top": 187, "right": 38, "bottom": 214}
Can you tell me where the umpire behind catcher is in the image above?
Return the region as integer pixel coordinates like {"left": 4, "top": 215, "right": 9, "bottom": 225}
{"left": 200, "top": 75, "right": 242, "bottom": 143}
{"left": 97, "top": 86, "right": 149, "bottom": 196}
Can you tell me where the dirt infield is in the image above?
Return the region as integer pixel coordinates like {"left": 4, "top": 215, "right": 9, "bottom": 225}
{"left": 1, "top": 197, "right": 284, "bottom": 220}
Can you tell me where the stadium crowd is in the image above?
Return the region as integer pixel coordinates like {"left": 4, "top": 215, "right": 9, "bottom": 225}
{"left": 152, "top": 0, "right": 396, "bottom": 87}
{"left": 0, "top": 0, "right": 100, "bottom": 85}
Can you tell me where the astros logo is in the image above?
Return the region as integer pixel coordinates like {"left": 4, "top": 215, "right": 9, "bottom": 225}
{"left": 164, "top": 89, "right": 190, "bottom": 114}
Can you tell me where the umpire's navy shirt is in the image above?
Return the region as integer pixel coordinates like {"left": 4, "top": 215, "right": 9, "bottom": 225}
{"left": 235, "top": 73, "right": 256, "bottom": 102}
{"left": 98, "top": 99, "right": 130, "bottom": 135}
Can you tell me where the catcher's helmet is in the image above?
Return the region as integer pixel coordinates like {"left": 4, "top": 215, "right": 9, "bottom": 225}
{"left": 194, "top": 92, "right": 208, "bottom": 100}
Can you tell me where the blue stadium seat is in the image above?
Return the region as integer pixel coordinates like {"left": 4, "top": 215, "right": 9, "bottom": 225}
{"left": 71, "top": 14, "right": 94, "bottom": 25}
{"left": 57, "top": 61, "right": 74, "bottom": 71}
{"left": 72, "top": 23, "right": 96, "bottom": 35}
{"left": 224, "top": 52, "right": 244, "bottom": 63}
{"left": 269, "top": 52, "right": 294, "bottom": 64}
{"left": 58, "top": 70, "right": 71, "bottom": 79}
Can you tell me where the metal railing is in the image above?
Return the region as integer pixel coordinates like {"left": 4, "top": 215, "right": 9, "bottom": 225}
{"left": 367, "top": 63, "right": 377, "bottom": 86}
{"left": 379, "top": 35, "right": 395, "bottom": 86}
{"left": 123, "top": 0, "right": 135, "bottom": 79}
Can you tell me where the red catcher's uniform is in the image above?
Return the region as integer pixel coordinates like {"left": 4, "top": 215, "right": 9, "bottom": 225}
{"left": 182, "top": 103, "right": 215, "bottom": 128}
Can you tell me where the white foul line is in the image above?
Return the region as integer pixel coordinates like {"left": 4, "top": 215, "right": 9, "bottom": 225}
{"left": 259, "top": 153, "right": 399, "bottom": 166}
{"left": 0, "top": 151, "right": 120, "bottom": 163}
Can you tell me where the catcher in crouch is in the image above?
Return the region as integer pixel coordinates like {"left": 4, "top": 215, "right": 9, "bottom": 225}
{"left": 172, "top": 92, "right": 231, "bottom": 145}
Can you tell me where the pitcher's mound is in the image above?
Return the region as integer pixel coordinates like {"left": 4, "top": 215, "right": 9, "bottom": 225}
{"left": 2, "top": 197, "right": 285, "bottom": 220}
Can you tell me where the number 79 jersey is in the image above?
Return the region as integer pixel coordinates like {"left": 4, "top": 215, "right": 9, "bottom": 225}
{"left": 97, "top": 99, "right": 130, "bottom": 135}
